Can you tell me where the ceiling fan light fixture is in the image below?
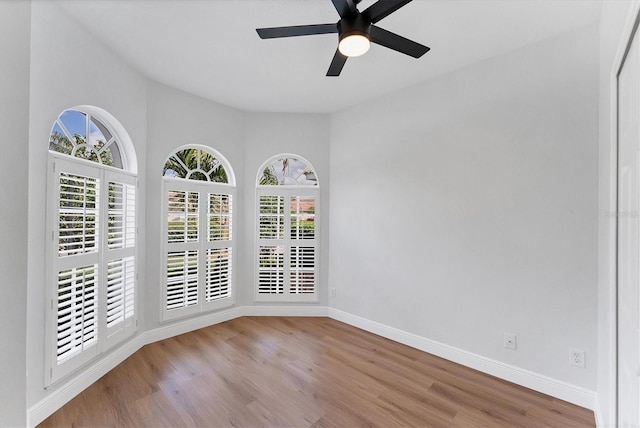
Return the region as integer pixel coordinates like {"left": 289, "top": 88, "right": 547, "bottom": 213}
{"left": 338, "top": 33, "right": 370, "bottom": 57}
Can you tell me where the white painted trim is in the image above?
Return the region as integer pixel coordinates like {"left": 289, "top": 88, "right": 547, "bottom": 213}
{"left": 594, "top": 399, "right": 604, "bottom": 428}
{"left": 328, "top": 308, "right": 596, "bottom": 410}
{"left": 605, "top": 3, "right": 640, "bottom": 427}
{"left": 145, "top": 306, "right": 244, "bottom": 345}
{"left": 242, "top": 305, "right": 328, "bottom": 317}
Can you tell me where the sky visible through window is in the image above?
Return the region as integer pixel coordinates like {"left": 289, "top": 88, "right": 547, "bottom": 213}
{"left": 50, "top": 109, "right": 122, "bottom": 168}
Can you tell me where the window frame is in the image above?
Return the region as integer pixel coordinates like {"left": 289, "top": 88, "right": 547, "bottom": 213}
{"left": 255, "top": 154, "right": 319, "bottom": 302}
{"left": 160, "top": 145, "right": 236, "bottom": 322}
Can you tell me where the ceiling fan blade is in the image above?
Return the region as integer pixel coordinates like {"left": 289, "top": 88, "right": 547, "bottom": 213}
{"left": 326, "top": 49, "right": 348, "bottom": 76}
{"left": 370, "top": 25, "right": 430, "bottom": 58}
{"left": 331, "top": 0, "right": 357, "bottom": 18}
{"left": 256, "top": 23, "right": 337, "bottom": 39}
{"left": 363, "top": 0, "right": 413, "bottom": 23}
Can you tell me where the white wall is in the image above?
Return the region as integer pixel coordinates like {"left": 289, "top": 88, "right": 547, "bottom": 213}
{"left": 598, "top": 1, "right": 637, "bottom": 426}
{"left": 243, "top": 113, "right": 331, "bottom": 306}
{"left": 0, "top": 2, "right": 31, "bottom": 425}
{"left": 329, "top": 24, "right": 599, "bottom": 390}
{"left": 145, "top": 81, "right": 244, "bottom": 327}
{"left": 26, "top": 1, "right": 148, "bottom": 408}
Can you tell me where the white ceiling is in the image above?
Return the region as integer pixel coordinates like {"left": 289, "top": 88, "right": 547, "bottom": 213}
{"left": 59, "top": 0, "right": 602, "bottom": 114}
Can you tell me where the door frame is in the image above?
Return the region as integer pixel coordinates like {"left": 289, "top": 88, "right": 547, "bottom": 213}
{"left": 611, "top": 3, "right": 640, "bottom": 427}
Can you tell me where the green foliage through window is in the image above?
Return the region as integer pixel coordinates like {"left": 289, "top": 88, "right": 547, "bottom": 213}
{"left": 163, "top": 148, "right": 228, "bottom": 183}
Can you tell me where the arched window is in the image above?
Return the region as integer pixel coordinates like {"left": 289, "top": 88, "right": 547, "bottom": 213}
{"left": 161, "top": 145, "right": 235, "bottom": 321}
{"left": 255, "top": 154, "right": 319, "bottom": 302}
{"left": 46, "top": 107, "right": 137, "bottom": 385}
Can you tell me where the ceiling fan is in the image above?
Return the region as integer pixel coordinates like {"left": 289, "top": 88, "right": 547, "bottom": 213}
{"left": 256, "top": 0, "right": 430, "bottom": 77}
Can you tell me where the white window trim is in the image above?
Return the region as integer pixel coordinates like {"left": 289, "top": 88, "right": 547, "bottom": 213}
{"left": 45, "top": 153, "right": 138, "bottom": 386}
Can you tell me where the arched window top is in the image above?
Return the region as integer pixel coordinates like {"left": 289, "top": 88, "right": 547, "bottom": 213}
{"left": 49, "top": 107, "right": 136, "bottom": 172}
{"left": 257, "top": 154, "right": 318, "bottom": 187}
{"left": 163, "top": 145, "right": 235, "bottom": 186}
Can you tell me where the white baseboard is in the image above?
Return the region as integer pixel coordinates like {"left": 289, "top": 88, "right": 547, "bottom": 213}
{"left": 594, "top": 399, "right": 604, "bottom": 427}
{"left": 28, "top": 305, "right": 597, "bottom": 426}
{"left": 144, "top": 306, "right": 245, "bottom": 345}
{"left": 328, "top": 308, "right": 596, "bottom": 410}
{"left": 242, "top": 305, "right": 329, "bottom": 317}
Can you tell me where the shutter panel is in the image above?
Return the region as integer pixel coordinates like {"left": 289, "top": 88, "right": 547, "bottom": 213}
{"left": 257, "top": 194, "right": 285, "bottom": 296}
{"left": 290, "top": 196, "right": 316, "bottom": 295}
{"left": 106, "top": 256, "right": 135, "bottom": 328}
{"left": 166, "top": 250, "right": 199, "bottom": 310}
{"left": 103, "top": 172, "right": 137, "bottom": 347}
{"left": 58, "top": 173, "right": 99, "bottom": 257}
{"left": 56, "top": 264, "right": 98, "bottom": 363}
{"left": 205, "top": 192, "right": 233, "bottom": 303}
{"left": 259, "top": 195, "right": 285, "bottom": 239}
{"left": 290, "top": 246, "right": 315, "bottom": 294}
{"left": 258, "top": 246, "right": 284, "bottom": 294}
{"left": 206, "top": 248, "right": 232, "bottom": 301}
{"left": 107, "top": 182, "right": 135, "bottom": 249}
{"left": 208, "top": 193, "right": 232, "bottom": 241}
{"left": 290, "top": 196, "right": 315, "bottom": 240}
{"left": 167, "top": 190, "right": 199, "bottom": 243}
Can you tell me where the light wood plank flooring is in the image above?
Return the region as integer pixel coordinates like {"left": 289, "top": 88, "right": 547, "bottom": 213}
{"left": 39, "top": 316, "right": 595, "bottom": 427}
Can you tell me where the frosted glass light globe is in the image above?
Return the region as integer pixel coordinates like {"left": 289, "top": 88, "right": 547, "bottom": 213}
{"left": 338, "top": 34, "right": 370, "bottom": 57}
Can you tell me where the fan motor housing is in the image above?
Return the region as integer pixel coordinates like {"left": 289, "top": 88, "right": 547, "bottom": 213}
{"left": 338, "top": 14, "right": 372, "bottom": 40}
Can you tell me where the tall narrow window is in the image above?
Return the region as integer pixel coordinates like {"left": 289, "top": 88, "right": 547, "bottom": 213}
{"left": 256, "top": 155, "right": 318, "bottom": 302}
{"left": 46, "top": 108, "right": 137, "bottom": 385}
{"left": 162, "top": 145, "right": 235, "bottom": 321}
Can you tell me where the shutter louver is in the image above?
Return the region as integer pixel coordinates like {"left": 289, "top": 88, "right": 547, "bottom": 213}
{"left": 56, "top": 265, "right": 98, "bottom": 362}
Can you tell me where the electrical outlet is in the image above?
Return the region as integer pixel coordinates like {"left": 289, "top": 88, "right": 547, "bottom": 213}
{"left": 504, "top": 333, "right": 517, "bottom": 350}
{"left": 570, "top": 349, "right": 585, "bottom": 367}
{"left": 330, "top": 288, "right": 336, "bottom": 297}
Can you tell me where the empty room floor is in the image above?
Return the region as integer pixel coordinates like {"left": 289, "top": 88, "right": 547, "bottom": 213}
{"left": 39, "top": 317, "right": 595, "bottom": 427}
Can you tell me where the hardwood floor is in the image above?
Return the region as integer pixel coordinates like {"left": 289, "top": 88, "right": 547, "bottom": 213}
{"left": 39, "top": 317, "right": 595, "bottom": 427}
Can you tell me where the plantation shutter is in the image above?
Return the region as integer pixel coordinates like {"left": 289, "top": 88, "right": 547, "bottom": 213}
{"left": 290, "top": 196, "right": 316, "bottom": 294}
{"left": 50, "top": 160, "right": 101, "bottom": 381}
{"left": 256, "top": 189, "right": 318, "bottom": 301}
{"left": 47, "top": 157, "right": 137, "bottom": 384}
{"left": 103, "top": 170, "right": 137, "bottom": 348}
{"left": 257, "top": 194, "right": 285, "bottom": 295}
{"left": 204, "top": 193, "right": 232, "bottom": 304}
{"left": 162, "top": 180, "right": 235, "bottom": 321}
